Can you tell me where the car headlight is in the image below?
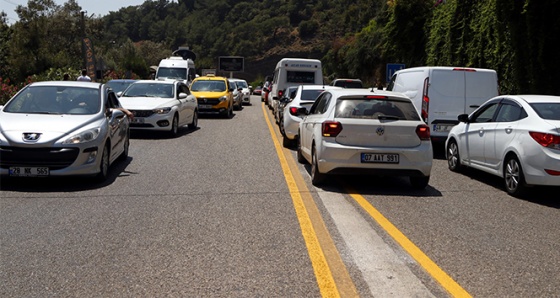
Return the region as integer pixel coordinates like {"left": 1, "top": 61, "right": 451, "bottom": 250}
{"left": 154, "top": 107, "right": 172, "bottom": 114}
{"left": 63, "top": 128, "right": 100, "bottom": 144}
{"left": 219, "top": 96, "right": 227, "bottom": 102}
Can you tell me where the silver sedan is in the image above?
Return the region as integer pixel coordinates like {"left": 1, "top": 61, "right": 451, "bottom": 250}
{"left": 0, "top": 81, "right": 130, "bottom": 182}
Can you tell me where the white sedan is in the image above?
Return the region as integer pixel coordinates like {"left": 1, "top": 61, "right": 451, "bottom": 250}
{"left": 446, "top": 95, "right": 560, "bottom": 196}
{"left": 297, "top": 89, "right": 433, "bottom": 188}
{"left": 119, "top": 80, "right": 198, "bottom": 137}
{"left": 281, "top": 85, "right": 340, "bottom": 147}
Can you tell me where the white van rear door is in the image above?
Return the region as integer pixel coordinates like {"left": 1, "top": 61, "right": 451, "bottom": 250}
{"left": 465, "top": 69, "right": 499, "bottom": 113}
{"left": 428, "top": 69, "right": 465, "bottom": 122}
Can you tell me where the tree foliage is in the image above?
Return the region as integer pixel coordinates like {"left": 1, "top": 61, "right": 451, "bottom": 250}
{"left": 1, "top": 0, "right": 559, "bottom": 99}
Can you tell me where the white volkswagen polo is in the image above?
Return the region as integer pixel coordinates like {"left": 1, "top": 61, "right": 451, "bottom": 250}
{"left": 297, "top": 89, "right": 433, "bottom": 188}
{"left": 446, "top": 95, "right": 560, "bottom": 196}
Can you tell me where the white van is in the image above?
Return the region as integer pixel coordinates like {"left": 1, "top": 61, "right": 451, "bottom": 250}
{"left": 155, "top": 56, "right": 196, "bottom": 85}
{"left": 269, "top": 58, "right": 323, "bottom": 113}
{"left": 387, "top": 66, "right": 499, "bottom": 142}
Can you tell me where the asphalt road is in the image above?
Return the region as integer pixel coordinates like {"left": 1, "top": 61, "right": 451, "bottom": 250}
{"left": 1, "top": 95, "right": 559, "bottom": 297}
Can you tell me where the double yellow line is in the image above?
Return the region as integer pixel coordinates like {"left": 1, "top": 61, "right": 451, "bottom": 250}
{"left": 262, "top": 103, "right": 471, "bottom": 298}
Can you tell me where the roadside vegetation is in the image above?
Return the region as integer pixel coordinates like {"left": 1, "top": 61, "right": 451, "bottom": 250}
{"left": 1, "top": 0, "right": 558, "bottom": 104}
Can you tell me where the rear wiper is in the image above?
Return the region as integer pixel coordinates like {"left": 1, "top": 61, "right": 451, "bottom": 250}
{"left": 378, "top": 115, "right": 400, "bottom": 120}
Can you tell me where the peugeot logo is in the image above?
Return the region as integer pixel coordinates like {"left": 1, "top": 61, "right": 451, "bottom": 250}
{"left": 23, "top": 133, "right": 41, "bottom": 142}
{"left": 376, "top": 127, "right": 384, "bottom": 136}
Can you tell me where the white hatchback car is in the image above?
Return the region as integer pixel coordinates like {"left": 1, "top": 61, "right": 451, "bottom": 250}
{"left": 281, "top": 85, "right": 341, "bottom": 147}
{"left": 297, "top": 89, "right": 433, "bottom": 188}
{"left": 446, "top": 95, "right": 560, "bottom": 196}
{"left": 231, "top": 78, "right": 251, "bottom": 105}
{"left": 119, "top": 80, "right": 198, "bottom": 137}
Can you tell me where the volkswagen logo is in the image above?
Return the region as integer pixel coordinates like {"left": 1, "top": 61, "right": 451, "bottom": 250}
{"left": 376, "top": 127, "right": 384, "bottom": 136}
{"left": 23, "top": 133, "right": 41, "bottom": 142}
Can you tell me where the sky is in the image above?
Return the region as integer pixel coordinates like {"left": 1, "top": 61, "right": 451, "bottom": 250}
{"left": 1, "top": 0, "right": 148, "bottom": 24}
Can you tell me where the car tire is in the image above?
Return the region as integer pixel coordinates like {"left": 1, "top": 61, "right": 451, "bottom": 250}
{"left": 410, "top": 176, "right": 430, "bottom": 189}
{"left": 447, "top": 139, "right": 463, "bottom": 172}
{"left": 118, "top": 129, "right": 130, "bottom": 161}
{"left": 297, "top": 136, "right": 307, "bottom": 164}
{"left": 188, "top": 111, "right": 198, "bottom": 129}
{"left": 169, "top": 114, "right": 179, "bottom": 137}
{"left": 95, "top": 143, "right": 110, "bottom": 182}
{"left": 311, "top": 146, "right": 326, "bottom": 186}
{"left": 279, "top": 118, "right": 286, "bottom": 137}
{"left": 225, "top": 104, "right": 233, "bottom": 119}
{"left": 504, "top": 155, "right": 527, "bottom": 197}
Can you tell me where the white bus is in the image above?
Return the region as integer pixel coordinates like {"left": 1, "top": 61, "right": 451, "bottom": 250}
{"left": 269, "top": 58, "right": 323, "bottom": 111}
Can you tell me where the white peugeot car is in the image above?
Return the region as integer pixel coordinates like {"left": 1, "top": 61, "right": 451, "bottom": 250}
{"left": 297, "top": 89, "right": 433, "bottom": 188}
{"left": 0, "top": 81, "right": 130, "bottom": 182}
{"left": 119, "top": 80, "right": 198, "bottom": 137}
{"left": 446, "top": 95, "right": 560, "bottom": 197}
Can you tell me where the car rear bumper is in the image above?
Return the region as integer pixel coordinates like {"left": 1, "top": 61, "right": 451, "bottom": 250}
{"left": 318, "top": 140, "right": 433, "bottom": 177}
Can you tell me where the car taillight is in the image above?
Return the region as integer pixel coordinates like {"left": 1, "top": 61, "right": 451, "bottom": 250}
{"left": 529, "top": 132, "right": 560, "bottom": 150}
{"left": 322, "top": 121, "right": 342, "bottom": 137}
{"left": 421, "top": 78, "right": 429, "bottom": 122}
{"left": 289, "top": 107, "right": 299, "bottom": 116}
{"left": 278, "top": 90, "right": 284, "bottom": 97}
{"left": 416, "top": 124, "right": 431, "bottom": 140}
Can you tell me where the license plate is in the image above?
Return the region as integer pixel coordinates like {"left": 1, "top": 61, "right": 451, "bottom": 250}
{"left": 433, "top": 124, "right": 452, "bottom": 132}
{"left": 132, "top": 117, "right": 144, "bottom": 124}
{"left": 9, "top": 167, "right": 50, "bottom": 177}
{"left": 199, "top": 104, "right": 213, "bottom": 109}
{"left": 361, "top": 153, "right": 399, "bottom": 164}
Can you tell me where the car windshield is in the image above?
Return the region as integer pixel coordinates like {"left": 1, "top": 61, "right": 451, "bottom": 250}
{"left": 156, "top": 67, "right": 187, "bottom": 80}
{"left": 530, "top": 103, "right": 560, "bottom": 120}
{"left": 191, "top": 80, "right": 226, "bottom": 92}
{"left": 300, "top": 89, "right": 325, "bottom": 101}
{"left": 236, "top": 81, "right": 248, "bottom": 88}
{"left": 335, "top": 98, "right": 420, "bottom": 120}
{"left": 3, "top": 85, "right": 101, "bottom": 115}
{"left": 106, "top": 80, "right": 135, "bottom": 93}
{"left": 122, "top": 83, "right": 174, "bottom": 98}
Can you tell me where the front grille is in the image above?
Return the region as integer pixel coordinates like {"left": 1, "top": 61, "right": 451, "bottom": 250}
{"left": 131, "top": 110, "right": 154, "bottom": 117}
{"left": 0, "top": 146, "right": 80, "bottom": 170}
{"left": 130, "top": 123, "right": 155, "bottom": 128}
{"left": 198, "top": 98, "right": 221, "bottom": 105}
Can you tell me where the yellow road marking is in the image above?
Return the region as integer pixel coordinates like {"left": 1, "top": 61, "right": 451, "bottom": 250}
{"left": 344, "top": 186, "right": 472, "bottom": 298}
{"left": 262, "top": 103, "right": 358, "bottom": 297}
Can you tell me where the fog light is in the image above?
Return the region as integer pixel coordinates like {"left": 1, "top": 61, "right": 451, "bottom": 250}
{"left": 157, "top": 120, "right": 170, "bottom": 127}
{"left": 86, "top": 151, "right": 98, "bottom": 164}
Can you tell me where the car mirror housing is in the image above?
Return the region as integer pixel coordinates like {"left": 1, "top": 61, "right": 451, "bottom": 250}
{"left": 458, "top": 114, "right": 469, "bottom": 123}
{"left": 296, "top": 107, "right": 309, "bottom": 117}
{"left": 178, "top": 92, "right": 188, "bottom": 99}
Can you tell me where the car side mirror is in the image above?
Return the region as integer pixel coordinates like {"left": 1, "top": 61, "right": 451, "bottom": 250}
{"left": 458, "top": 114, "right": 469, "bottom": 123}
{"left": 296, "top": 107, "right": 308, "bottom": 117}
{"left": 178, "top": 92, "right": 188, "bottom": 99}
{"left": 116, "top": 91, "right": 123, "bottom": 97}
{"left": 229, "top": 88, "right": 234, "bottom": 92}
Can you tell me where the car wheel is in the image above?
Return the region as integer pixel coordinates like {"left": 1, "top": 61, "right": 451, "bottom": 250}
{"left": 410, "top": 176, "right": 430, "bottom": 189}
{"left": 311, "top": 146, "right": 326, "bottom": 186}
{"left": 118, "top": 129, "right": 130, "bottom": 161}
{"left": 169, "top": 114, "right": 179, "bottom": 137}
{"left": 282, "top": 135, "right": 293, "bottom": 148}
{"left": 225, "top": 104, "right": 233, "bottom": 118}
{"left": 504, "top": 155, "right": 527, "bottom": 197}
{"left": 188, "top": 110, "right": 198, "bottom": 129}
{"left": 447, "top": 139, "right": 463, "bottom": 172}
{"left": 95, "top": 143, "right": 110, "bottom": 182}
{"left": 297, "top": 136, "right": 307, "bottom": 164}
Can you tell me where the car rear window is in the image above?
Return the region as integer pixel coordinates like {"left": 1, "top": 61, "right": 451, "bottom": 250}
{"left": 530, "top": 103, "right": 560, "bottom": 120}
{"left": 335, "top": 97, "right": 421, "bottom": 120}
{"left": 333, "top": 80, "right": 363, "bottom": 88}
{"left": 300, "top": 90, "right": 325, "bottom": 101}
{"left": 287, "top": 71, "right": 315, "bottom": 84}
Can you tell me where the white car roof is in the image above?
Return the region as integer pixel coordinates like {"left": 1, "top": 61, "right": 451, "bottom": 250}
{"left": 298, "top": 85, "right": 340, "bottom": 90}
{"left": 30, "top": 81, "right": 102, "bottom": 89}
{"left": 326, "top": 88, "right": 411, "bottom": 101}
{"left": 511, "top": 95, "right": 560, "bottom": 103}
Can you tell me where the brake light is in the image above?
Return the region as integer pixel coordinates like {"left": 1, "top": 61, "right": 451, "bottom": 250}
{"left": 322, "top": 121, "right": 342, "bottom": 137}
{"left": 529, "top": 132, "right": 560, "bottom": 149}
{"left": 452, "top": 68, "right": 476, "bottom": 72}
{"left": 421, "top": 78, "right": 429, "bottom": 122}
{"left": 416, "top": 124, "right": 431, "bottom": 140}
{"left": 365, "top": 95, "right": 388, "bottom": 99}
{"left": 289, "top": 106, "right": 299, "bottom": 116}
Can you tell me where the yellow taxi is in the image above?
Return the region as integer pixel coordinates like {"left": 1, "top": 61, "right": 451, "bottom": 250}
{"left": 190, "top": 75, "right": 234, "bottom": 118}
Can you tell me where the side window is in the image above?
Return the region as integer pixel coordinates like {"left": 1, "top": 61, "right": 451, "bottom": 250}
{"left": 107, "top": 92, "right": 121, "bottom": 110}
{"left": 471, "top": 102, "right": 499, "bottom": 123}
{"left": 311, "top": 93, "right": 331, "bottom": 115}
{"left": 386, "top": 74, "right": 397, "bottom": 91}
{"left": 495, "top": 101, "right": 524, "bottom": 122}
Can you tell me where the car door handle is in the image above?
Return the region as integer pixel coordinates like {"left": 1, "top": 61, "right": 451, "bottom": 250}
{"left": 505, "top": 127, "right": 513, "bottom": 134}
